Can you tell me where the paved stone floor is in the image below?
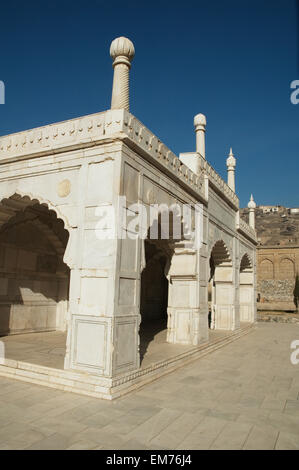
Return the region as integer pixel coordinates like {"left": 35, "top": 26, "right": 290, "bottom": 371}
{"left": 0, "top": 322, "right": 232, "bottom": 369}
{"left": 0, "top": 322, "right": 299, "bottom": 450}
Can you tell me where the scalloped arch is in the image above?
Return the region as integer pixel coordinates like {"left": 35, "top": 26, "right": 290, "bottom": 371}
{"left": 240, "top": 253, "right": 253, "bottom": 271}
{"left": 209, "top": 239, "right": 232, "bottom": 265}
{"left": 0, "top": 190, "right": 71, "bottom": 233}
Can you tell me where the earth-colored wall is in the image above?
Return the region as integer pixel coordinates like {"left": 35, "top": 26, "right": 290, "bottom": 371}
{"left": 257, "top": 246, "right": 299, "bottom": 311}
{"left": 240, "top": 207, "right": 299, "bottom": 311}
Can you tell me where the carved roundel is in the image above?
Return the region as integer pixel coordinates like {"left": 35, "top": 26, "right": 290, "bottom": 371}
{"left": 57, "top": 179, "right": 71, "bottom": 198}
{"left": 147, "top": 188, "right": 157, "bottom": 204}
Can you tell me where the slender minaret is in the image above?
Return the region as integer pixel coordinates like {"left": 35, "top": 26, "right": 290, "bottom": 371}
{"left": 110, "top": 37, "right": 135, "bottom": 111}
{"left": 226, "top": 148, "right": 236, "bottom": 192}
{"left": 194, "top": 114, "right": 207, "bottom": 159}
{"left": 248, "top": 194, "right": 256, "bottom": 229}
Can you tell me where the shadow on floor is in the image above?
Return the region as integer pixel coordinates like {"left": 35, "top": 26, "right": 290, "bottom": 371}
{"left": 139, "top": 318, "right": 167, "bottom": 364}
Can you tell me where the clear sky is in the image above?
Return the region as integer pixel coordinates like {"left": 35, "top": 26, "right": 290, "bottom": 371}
{"left": 0, "top": 0, "right": 298, "bottom": 208}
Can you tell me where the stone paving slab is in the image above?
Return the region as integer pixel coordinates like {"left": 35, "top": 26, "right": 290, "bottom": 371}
{"left": 0, "top": 323, "right": 299, "bottom": 449}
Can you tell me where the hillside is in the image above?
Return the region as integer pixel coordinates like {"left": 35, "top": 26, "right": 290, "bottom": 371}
{"left": 240, "top": 206, "right": 299, "bottom": 246}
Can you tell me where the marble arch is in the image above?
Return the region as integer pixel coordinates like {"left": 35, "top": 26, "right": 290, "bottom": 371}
{"left": 240, "top": 252, "right": 253, "bottom": 270}
{"left": 209, "top": 240, "right": 235, "bottom": 330}
{"left": 0, "top": 191, "right": 72, "bottom": 233}
{"left": 0, "top": 194, "right": 70, "bottom": 337}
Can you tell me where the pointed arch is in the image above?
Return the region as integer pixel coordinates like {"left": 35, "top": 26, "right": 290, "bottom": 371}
{"left": 259, "top": 258, "right": 274, "bottom": 280}
{"left": 279, "top": 257, "right": 295, "bottom": 280}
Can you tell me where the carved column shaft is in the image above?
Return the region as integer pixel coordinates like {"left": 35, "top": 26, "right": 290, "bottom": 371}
{"left": 110, "top": 37, "right": 135, "bottom": 111}
{"left": 248, "top": 195, "right": 256, "bottom": 230}
{"left": 111, "top": 59, "right": 130, "bottom": 110}
{"left": 194, "top": 114, "right": 207, "bottom": 159}
{"left": 226, "top": 148, "right": 236, "bottom": 192}
{"left": 249, "top": 209, "right": 255, "bottom": 230}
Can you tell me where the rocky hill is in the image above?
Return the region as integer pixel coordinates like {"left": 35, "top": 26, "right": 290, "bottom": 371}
{"left": 240, "top": 206, "right": 299, "bottom": 246}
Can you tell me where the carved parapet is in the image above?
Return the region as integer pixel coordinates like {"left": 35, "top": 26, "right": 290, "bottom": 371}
{"left": 0, "top": 108, "right": 244, "bottom": 210}
{"left": 109, "top": 110, "right": 207, "bottom": 203}
{"left": 236, "top": 212, "right": 257, "bottom": 243}
{"left": 198, "top": 155, "right": 239, "bottom": 210}
{"left": 0, "top": 112, "right": 106, "bottom": 161}
{"left": 0, "top": 109, "right": 207, "bottom": 203}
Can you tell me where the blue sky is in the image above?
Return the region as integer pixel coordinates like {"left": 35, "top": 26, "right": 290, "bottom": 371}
{"left": 0, "top": 0, "right": 298, "bottom": 208}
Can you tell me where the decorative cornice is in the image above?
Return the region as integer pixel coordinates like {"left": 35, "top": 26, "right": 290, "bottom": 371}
{"left": 0, "top": 109, "right": 207, "bottom": 203}
{"left": 257, "top": 244, "right": 299, "bottom": 250}
{"left": 0, "top": 112, "right": 106, "bottom": 161}
{"left": 0, "top": 109, "right": 243, "bottom": 210}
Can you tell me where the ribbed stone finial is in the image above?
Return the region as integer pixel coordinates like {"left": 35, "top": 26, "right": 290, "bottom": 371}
{"left": 194, "top": 113, "right": 207, "bottom": 127}
{"left": 110, "top": 37, "right": 135, "bottom": 65}
{"left": 194, "top": 113, "right": 207, "bottom": 159}
{"left": 226, "top": 148, "right": 236, "bottom": 168}
{"left": 248, "top": 194, "right": 256, "bottom": 209}
{"left": 110, "top": 37, "right": 135, "bottom": 111}
{"left": 226, "top": 148, "right": 236, "bottom": 192}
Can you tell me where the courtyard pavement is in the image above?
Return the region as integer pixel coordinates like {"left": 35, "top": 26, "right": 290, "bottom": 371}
{"left": 0, "top": 322, "right": 299, "bottom": 450}
{"left": 0, "top": 321, "right": 233, "bottom": 370}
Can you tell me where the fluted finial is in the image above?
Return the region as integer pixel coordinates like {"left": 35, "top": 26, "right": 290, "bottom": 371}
{"left": 110, "top": 37, "right": 135, "bottom": 111}
{"left": 110, "top": 37, "right": 135, "bottom": 66}
{"left": 248, "top": 194, "right": 256, "bottom": 209}
{"left": 194, "top": 113, "right": 207, "bottom": 128}
{"left": 226, "top": 147, "right": 236, "bottom": 168}
{"left": 194, "top": 113, "right": 207, "bottom": 159}
{"left": 226, "top": 147, "right": 236, "bottom": 192}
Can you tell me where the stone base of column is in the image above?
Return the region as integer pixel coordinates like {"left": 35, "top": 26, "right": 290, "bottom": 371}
{"left": 166, "top": 308, "right": 208, "bottom": 345}
{"left": 240, "top": 305, "right": 254, "bottom": 323}
{"left": 65, "top": 314, "right": 140, "bottom": 377}
{"left": 214, "top": 304, "right": 237, "bottom": 330}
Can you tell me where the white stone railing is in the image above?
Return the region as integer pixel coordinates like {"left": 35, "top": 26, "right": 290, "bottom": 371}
{"left": 199, "top": 156, "right": 239, "bottom": 209}
{"left": 119, "top": 111, "right": 206, "bottom": 201}
{"left": 236, "top": 212, "right": 257, "bottom": 243}
{"left": 0, "top": 109, "right": 207, "bottom": 202}
{"left": 0, "top": 111, "right": 107, "bottom": 159}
